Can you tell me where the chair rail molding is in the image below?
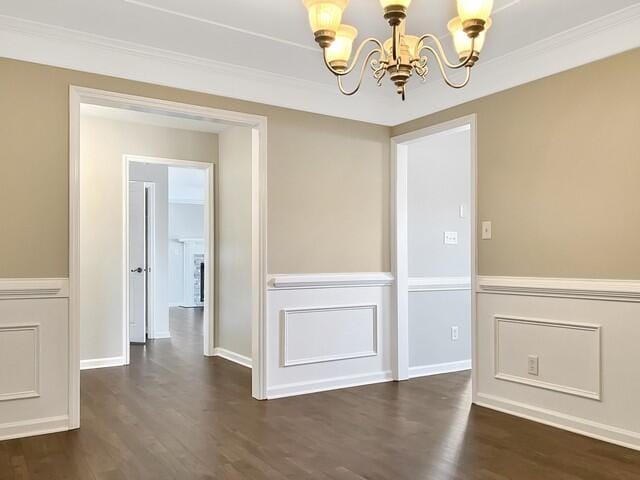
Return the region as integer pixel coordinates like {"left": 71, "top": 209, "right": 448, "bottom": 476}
{"left": 477, "top": 275, "right": 640, "bottom": 302}
{"left": 268, "top": 272, "right": 394, "bottom": 290}
{"left": 408, "top": 276, "right": 471, "bottom": 292}
{"left": 0, "top": 278, "right": 69, "bottom": 299}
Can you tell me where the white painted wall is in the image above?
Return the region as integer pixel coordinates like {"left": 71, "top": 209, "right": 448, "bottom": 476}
{"left": 79, "top": 114, "right": 217, "bottom": 363}
{"left": 129, "top": 162, "right": 170, "bottom": 338}
{"left": 407, "top": 128, "right": 472, "bottom": 371}
{"left": 216, "top": 126, "right": 253, "bottom": 359}
{"left": 168, "top": 202, "right": 205, "bottom": 306}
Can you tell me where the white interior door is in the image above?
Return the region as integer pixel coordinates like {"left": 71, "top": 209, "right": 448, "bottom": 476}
{"left": 129, "top": 181, "right": 147, "bottom": 344}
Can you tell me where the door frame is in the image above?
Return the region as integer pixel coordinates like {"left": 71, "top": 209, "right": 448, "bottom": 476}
{"left": 124, "top": 159, "right": 209, "bottom": 364}
{"left": 69, "top": 86, "right": 268, "bottom": 429}
{"left": 390, "top": 114, "right": 478, "bottom": 401}
{"left": 144, "top": 182, "right": 157, "bottom": 341}
{"left": 125, "top": 179, "right": 156, "bottom": 348}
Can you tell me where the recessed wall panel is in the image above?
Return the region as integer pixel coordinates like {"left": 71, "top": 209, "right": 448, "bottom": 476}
{"left": 282, "top": 304, "right": 378, "bottom": 367}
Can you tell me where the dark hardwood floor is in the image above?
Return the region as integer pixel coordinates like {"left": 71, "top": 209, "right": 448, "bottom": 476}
{"left": 1, "top": 307, "right": 640, "bottom": 479}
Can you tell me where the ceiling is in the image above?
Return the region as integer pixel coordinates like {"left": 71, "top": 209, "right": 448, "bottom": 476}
{"left": 1, "top": 1, "right": 639, "bottom": 125}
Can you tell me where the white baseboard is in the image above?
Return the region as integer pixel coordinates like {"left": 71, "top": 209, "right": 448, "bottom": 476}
{"left": 0, "top": 415, "right": 69, "bottom": 441}
{"left": 213, "top": 348, "right": 252, "bottom": 369}
{"left": 267, "top": 370, "right": 393, "bottom": 399}
{"left": 149, "top": 331, "right": 171, "bottom": 339}
{"left": 80, "top": 356, "right": 125, "bottom": 370}
{"left": 409, "top": 360, "right": 472, "bottom": 379}
{"left": 476, "top": 393, "right": 640, "bottom": 452}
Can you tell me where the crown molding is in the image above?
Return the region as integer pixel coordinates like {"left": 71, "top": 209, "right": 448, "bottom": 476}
{"left": 0, "top": 5, "right": 638, "bottom": 127}
{"left": 397, "top": 3, "right": 640, "bottom": 124}
{"left": 0, "top": 15, "right": 396, "bottom": 125}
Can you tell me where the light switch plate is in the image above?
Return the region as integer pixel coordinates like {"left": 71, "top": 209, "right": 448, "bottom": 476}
{"left": 482, "top": 221, "right": 492, "bottom": 240}
{"left": 527, "top": 355, "right": 539, "bottom": 376}
{"left": 451, "top": 326, "right": 459, "bottom": 341}
{"left": 444, "top": 231, "right": 458, "bottom": 245}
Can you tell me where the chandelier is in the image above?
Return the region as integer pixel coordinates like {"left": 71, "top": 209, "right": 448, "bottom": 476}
{"left": 302, "top": 0, "right": 493, "bottom": 100}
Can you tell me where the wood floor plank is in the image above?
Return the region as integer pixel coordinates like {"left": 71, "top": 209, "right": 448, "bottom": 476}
{"left": 1, "top": 307, "right": 639, "bottom": 479}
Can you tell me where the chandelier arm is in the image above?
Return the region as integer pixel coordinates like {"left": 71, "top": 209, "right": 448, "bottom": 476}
{"left": 336, "top": 49, "right": 382, "bottom": 96}
{"left": 422, "top": 46, "right": 472, "bottom": 89}
{"left": 323, "top": 37, "right": 385, "bottom": 77}
{"left": 417, "top": 34, "right": 476, "bottom": 69}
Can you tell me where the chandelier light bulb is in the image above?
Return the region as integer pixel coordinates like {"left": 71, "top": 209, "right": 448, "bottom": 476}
{"left": 303, "top": 0, "right": 350, "bottom": 47}
{"left": 379, "top": 0, "right": 412, "bottom": 25}
{"left": 325, "top": 24, "right": 358, "bottom": 69}
{"left": 456, "top": 0, "right": 493, "bottom": 36}
{"left": 448, "top": 16, "right": 491, "bottom": 64}
{"left": 456, "top": 0, "right": 494, "bottom": 23}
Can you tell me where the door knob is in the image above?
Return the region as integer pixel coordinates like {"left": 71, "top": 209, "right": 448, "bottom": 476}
{"left": 131, "top": 267, "right": 143, "bottom": 273}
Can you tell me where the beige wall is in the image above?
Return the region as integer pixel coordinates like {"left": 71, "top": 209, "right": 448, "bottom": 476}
{"left": 3, "top": 48, "right": 638, "bottom": 280}
{"left": 216, "top": 126, "right": 253, "bottom": 357}
{"left": 393, "top": 48, "right": 640, "bottom": 279}
{"left": 79, "top": 115, "right": 217, "bottom": 361}
{"left": 0, "top": 58, "right": 390, "bottom": 278}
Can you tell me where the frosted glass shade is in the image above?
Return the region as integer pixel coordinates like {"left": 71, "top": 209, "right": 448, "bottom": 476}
{"left": 456, "top": 0, "right": 493, "bottom": 23}
{"left": 448, "top": 16, "right": 491, "bottom": 58}
{"left": 303, "top": 0, "right": 349, "bottom": 34}
{"left": 379, "top": 0, "right": 412, "bottom": 8}
{"left": 326, "top": 25, "right": 358, "bottom": 64}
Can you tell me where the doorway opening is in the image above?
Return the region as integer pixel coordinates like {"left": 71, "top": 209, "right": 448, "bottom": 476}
{"left": 391, "top": 114, "right": 477, "bottom": 401}
{"left": 124, "top": 155, "right": 212, "bottom": 365}
{"left": 69, "top": 87, "right": 268, "bottom": 430}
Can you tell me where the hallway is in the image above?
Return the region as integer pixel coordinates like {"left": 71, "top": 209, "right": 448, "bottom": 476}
{"left": 1, "top": 309, "right": 640, "bottom": 479}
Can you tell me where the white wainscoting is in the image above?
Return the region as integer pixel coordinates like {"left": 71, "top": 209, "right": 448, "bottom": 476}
{"left": 281, "top": 304, "right": 378, "bottom": 367}
{"left": 0, "top": 278, "right": 70, "bottom": 440}
{"left": 494, "top": 315, "right": 601, "bottom": 400}
{"left": 267, "top": 273, "right": 393, "bottom": 398}
{"left": 477, "top": 276, "right": 640, "bottom": 451}
{"left": 0, "top": 324, "right": 40, "bottom": 401}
